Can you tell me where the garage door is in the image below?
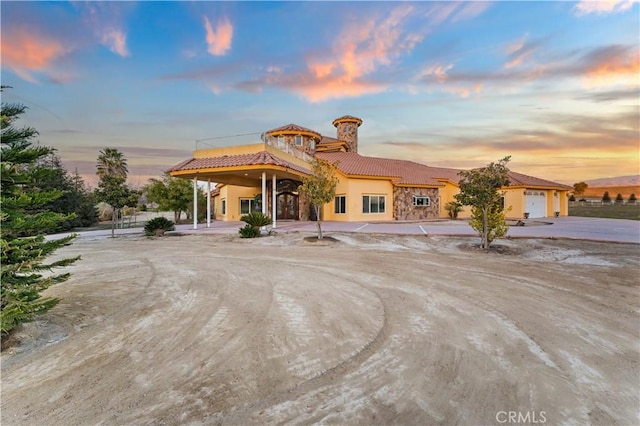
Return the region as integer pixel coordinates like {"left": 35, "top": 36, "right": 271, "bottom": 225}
{"left": 525, "top": 191, "right": 546, "bottom": 218}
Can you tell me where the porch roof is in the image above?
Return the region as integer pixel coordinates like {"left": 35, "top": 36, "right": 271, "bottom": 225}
{"left": 168, "top": 150, "right": 311, "bottom": 186}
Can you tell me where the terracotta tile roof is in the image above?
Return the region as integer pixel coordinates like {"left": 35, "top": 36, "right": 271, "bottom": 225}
{"left": 316, "top": 152, "right": 442, "bottom": 186}
{"left": 319, "top": 135, "right": 340, "bottom": 145}
{"left": 507, "top": 171, "right": 572, "bottom": 189}
{"left": 265, "top": 123, "right": 321, "bottom": 137}
{"left": 315, "top": 152, "right": 570, "bottom": 189}
{"left": 332, "top": 115, "right": 363, "bottom": 126}
{"left": 168, "top": 151, "right": 311, "bottom": 174}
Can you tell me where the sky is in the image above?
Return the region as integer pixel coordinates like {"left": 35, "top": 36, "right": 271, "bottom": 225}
{"left": 1, "top": 0, "right": 638, "bottom": 188}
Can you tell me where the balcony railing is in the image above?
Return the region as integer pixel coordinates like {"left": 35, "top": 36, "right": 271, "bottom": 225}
{"left": 263, "top": 135, "right": 313, "bottom": 163}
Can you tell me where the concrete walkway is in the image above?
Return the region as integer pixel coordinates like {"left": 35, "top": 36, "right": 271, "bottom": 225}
{"left": 53, "top": 217, "right": 640, "bottom": 244}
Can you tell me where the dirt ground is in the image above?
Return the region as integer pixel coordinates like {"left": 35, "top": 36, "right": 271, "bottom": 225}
{"left": 1, "top": 232, "right": 639, "bottom": 425}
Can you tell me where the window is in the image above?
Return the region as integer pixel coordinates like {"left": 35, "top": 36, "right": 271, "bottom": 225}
{"left": 334, "top": 195, "right": 346, "bottom": 214}
{"left": 413, "top": 196, "right": 430, "bottom": 207}
{"left": 362, "top": 195, "right": 385, "bottom": 214}
{"left": 221, "top": 199, "right": 226, "bottom": 215}
{"left": 240, "top": 198, "right": 254, "bottom": 215}
{"left": 295, "top": 135, "right": 303, "bottom": 146}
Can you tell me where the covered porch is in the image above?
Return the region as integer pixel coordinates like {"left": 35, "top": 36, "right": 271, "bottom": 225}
{"left": 167, "top": 145, "right": 311, "bottom": 229}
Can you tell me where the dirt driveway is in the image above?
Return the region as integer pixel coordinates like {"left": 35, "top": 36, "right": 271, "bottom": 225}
{"left": 2, "top": 233, "right": 638, "bottom": 425}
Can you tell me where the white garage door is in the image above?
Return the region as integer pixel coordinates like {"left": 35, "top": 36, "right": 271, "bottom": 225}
{"left": 526, "top": 191, "right": 547, "bottom": 218}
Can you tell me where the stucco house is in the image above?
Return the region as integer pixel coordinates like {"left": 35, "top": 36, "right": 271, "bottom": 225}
{"left": 168, "top": 115, "right": 571, "bottom": 227}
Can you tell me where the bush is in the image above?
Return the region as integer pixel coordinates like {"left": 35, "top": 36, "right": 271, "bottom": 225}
{"left": 240, "top": 212, "right": 273, "bottom": 227}
{"left": 239, "top": 224, "right": 261, "bottom": 238}
{"left": 444, "top": 201, "right": 463, "bottom": 219}
{"left": 144, "top": 217, "right": 175, "bottom": 236}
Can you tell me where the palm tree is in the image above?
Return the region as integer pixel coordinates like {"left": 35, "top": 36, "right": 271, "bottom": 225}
{"left": 96, "top": 147, "right": 128, "bottom": 179}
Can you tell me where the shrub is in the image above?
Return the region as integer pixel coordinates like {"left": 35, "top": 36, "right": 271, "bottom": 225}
{"left": 240, "top": 212, "right": 273, "bottom": 227}
{"left": 602, "top": 191, "right": 611, "bottom": 203}
{"left": 629, "top": 194, "right": 637, "bottom": 203}
{"left": 444, "top": 201, "right": 463, "bottom": 219}
{"left": 144, "top": 217, "right": 175, "bottom": 236}
{"left": 615, "top": 193, "right": 624, "bottom": 204}
{"left": 569, "top": 194, "right": 576, "bottom": 201}
{"left": 239, "top": 224, "right": 260, "bottom": 238}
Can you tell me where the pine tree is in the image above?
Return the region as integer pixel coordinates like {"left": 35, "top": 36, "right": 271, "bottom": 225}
{"left": 1, "top": 97, "right": 80, "bottom": 336}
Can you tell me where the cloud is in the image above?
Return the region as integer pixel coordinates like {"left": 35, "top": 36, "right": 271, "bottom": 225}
{"left": 582, "top": 44, "right": 639, "bottom": 87}
{"left": 415, "top": 43, "right": 639, "bottom": 95}
{"left": 504, "top": 35, "right": 543, "bottom": 69}
{"left": 1, "top": 27, "right": 70, "bottom": 83}
{"left": 574, "top": 0, "right": 638, "bottom": 16}
{"left": 451, "top": 1, "right": 493, "bottom": 22}
{"left": 204, "top": 16, "right": 233, "bottom": 56}
{"left": 100, "top": 29, "right": 129, "bottom": 57}
{"left": 244, "top": 4, "right": 425, "bottom": 102}
{"left": 77, "top": 2, "right": 132, "bottom": 57}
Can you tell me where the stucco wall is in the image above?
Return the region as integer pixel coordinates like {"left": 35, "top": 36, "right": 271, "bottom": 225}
{"left": 393, "top": 187, "right": 440, "bottom": 220}
{"left": 322, "top": 177, "right": 394, "bottom": 221}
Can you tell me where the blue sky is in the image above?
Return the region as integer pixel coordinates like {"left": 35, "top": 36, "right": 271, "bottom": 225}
{"left": 2, "top": 0, "right": 638, "bottom": 187}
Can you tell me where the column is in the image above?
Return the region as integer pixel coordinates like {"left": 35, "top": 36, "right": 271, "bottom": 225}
{"left": 193, "top": 177, "right": 198, "bottom": 230}
{"left": 272, "top": 173, "right": 277, "bottom": 229}
{"left": 261, "top": 172, "right": 267, "bottom": 215}
{"left": 206, "top": 179, "right": 211, "bottom": 228}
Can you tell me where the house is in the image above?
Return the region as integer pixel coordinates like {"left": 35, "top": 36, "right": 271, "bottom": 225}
{"left": 168, "top": 115, "right": 571, "bottom": 227}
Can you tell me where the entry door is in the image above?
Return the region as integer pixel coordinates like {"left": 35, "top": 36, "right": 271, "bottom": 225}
{"left": 277, "top": 192, "right": 299, "bottom": 220}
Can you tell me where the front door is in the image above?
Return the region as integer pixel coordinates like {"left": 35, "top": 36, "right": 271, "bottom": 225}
{"left": 277, "top": 192, "right": 299, "bottom": 220}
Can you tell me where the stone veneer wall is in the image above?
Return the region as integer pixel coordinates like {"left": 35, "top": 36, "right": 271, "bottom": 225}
{"left": 298, "top": 191, "right": 312, "bottom": 221}
{"left": 393, "top": 187, "right": 440, "bottom": 220}
{"left": 279, "top": 134, "right": 317, "bottom": 155}
{"left": 335, "top": 122, "right": 358, "bottom": 153}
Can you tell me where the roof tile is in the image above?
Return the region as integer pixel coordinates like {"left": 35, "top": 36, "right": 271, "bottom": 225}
{"left": 168, "top": 151, "right": 311, "bottom": 174}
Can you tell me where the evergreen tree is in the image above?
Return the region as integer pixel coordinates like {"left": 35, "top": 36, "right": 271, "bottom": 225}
{"left": 1, "top": 96, "right": 80, "bottom": 336}
{"left": 34, "top": 155, "right": 98, "bottom": 232}
{"left": 629, "top": 194, "right": 636, "bottom": 203}
{"left": 615, "top": 193, "right": 624, "bottom": 204}
{"left": 602, "top": 191, "right": 611, "bottom": 203}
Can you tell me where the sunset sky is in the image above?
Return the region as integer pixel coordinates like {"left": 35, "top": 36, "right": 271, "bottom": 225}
{"left": 2, "top": 0, "right": 638, "bottom": 188}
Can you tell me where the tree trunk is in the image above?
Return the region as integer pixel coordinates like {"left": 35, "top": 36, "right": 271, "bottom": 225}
{"left": 111, "top": 208, "right": 116, "bottom": 238}
{"left": 315, "top": 205, "right": 322, "bottom": 239}
{"left": 174, "top": 211, "right": 180, "bottom": 223}
{"left": 482, "top": 206, "right": 489, "bottom": 250}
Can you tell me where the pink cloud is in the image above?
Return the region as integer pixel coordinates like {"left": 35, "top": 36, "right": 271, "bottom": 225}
{"left": 204, "top": 16, "right": 233, "bottom": 56}
{"left": 280, "top": 4, "right": 424, "bottom": 102}
{"left": 574, "top": 0, "right": 638, "bottom": 15}
{"left": 583, "top": 47, "right": 640, "bottom": 87}
{"left": 1, "top": 27, "right": 69, "bottom": 83}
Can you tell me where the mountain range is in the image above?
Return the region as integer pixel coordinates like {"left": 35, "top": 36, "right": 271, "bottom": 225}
{"left": 584, "top": 174, "right": 640, "bottom": 187}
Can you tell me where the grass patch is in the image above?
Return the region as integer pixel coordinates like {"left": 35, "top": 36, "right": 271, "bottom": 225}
{"left": 569, "top": 203, "right": 640, "bottom": 220}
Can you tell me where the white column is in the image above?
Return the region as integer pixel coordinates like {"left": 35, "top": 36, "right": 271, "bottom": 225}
{"left": 206, "top": 179, "right": 211, "bottom": 228}
{"left": 193, "top": 177, "right": 198, "bottom": 230}
{"left": 272, "top": 173, "right": 277, "bottom": 229}
{"left": 261, "top": 172, "right": 267, "bottom": 215}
